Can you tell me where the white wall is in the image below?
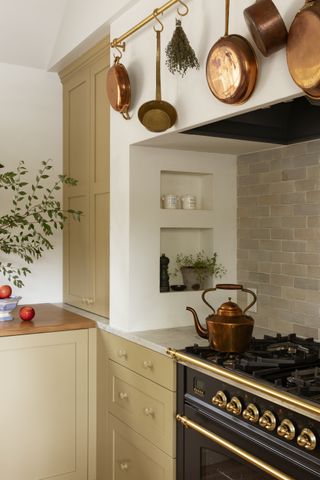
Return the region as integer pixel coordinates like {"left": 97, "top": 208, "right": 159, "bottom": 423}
{"left": 0, "top": 63, "right": 63, "bottom": 304}
{"left": 49, "top": 0, "right": 140, "bottom": 71}
{"left": 128, "top": 146, "right": 237, "bottom": 331}
{"left": 108, "top": 0, "right": 305, "bottom": 330}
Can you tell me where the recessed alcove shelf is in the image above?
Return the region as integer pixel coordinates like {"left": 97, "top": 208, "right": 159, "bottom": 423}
{"left": 160, "top": 227, "right": 214, "bottom": 287}
{"left": 160, "top": 170, "right": 213, "bottom": 210}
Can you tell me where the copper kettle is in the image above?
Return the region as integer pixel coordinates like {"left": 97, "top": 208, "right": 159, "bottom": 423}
{"left": 187, "top": 284, "right": 257, "bottom": 353}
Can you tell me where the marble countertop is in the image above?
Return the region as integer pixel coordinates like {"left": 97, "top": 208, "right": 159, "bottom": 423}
{"left": 97, "top": 320, "right": 274, "bottom": 355}
{"left": 57, "top": 302, "right": 275, "bottom": 355}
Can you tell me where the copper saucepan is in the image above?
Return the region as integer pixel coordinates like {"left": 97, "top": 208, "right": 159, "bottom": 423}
{"left": 243, "top": 0, "right": 288, "bottom": 57}
{"left": 287, "top": 0, "right": 320, "bottom": 98}
{"left": 107, "top": 54, "right": 131, "bottom": 120}
{"left": 206, "top": 0, "right": 258, "bottom": 105}
{"left": 187, "top": 284, "right": 257, "bottom": 353}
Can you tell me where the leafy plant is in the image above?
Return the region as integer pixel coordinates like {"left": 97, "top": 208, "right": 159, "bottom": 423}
{"left": 0, "top": 159, "right": 81, "bottom": 287}
{"left": 173, "top": 250, "right": 226, "bottom": 283}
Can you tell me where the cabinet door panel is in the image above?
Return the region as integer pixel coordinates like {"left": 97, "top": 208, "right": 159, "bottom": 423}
{"left": 62, "top": 43, "right": 109, "bottom": 316}
{"left": 108, "top": 360, "right": 175, "bottom": 456}
{"left": 0, "top": 330, "right": 88, "bottom": 480}
{"left": 91, "top": 56, "right": 109, "bottom": 189}
{"left": 108, "top": 414, "right": 175, "bottom": 480}
{"left": 90, "top": 191, "right": 109, "bottom": 316}
{"left": 63, "top": 68, "right": 90, "bottom": 309}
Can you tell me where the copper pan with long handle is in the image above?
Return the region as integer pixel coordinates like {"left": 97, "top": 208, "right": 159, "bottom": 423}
{"left": 287, "top": 0, "right": 320, "bottom": 98}
{"left": 206, "top": 0, "right": 258, "bottom": 105}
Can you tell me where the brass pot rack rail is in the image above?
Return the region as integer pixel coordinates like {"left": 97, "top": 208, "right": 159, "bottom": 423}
{"left": 110, "top": 0, "right": 185, "bottom": 49}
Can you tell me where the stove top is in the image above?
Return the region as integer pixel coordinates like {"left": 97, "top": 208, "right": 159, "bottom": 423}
{"left": 184, "top": 333, "right": 320, "bottom": 403}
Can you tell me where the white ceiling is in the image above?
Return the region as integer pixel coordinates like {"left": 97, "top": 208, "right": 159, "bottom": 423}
{"left": 0, "top": 0, "right": 69, "bottom": 69}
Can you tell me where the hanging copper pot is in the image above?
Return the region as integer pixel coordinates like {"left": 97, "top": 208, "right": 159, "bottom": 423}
{"left": 206, "top": 0, "right": 258, "bottom": 105}
{"left": 287, "top": 0, "right": 320, "bottom": 98}
{"left": 106, "top": 55, "right": 131, "bottom": 120}
{"left": 243, "top": 0, "right": 288, "bottom": 57}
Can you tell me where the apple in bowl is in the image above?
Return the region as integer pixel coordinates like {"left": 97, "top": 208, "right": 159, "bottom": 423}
{"left": 0, "top": 285, "right": 12, "bottom": 299}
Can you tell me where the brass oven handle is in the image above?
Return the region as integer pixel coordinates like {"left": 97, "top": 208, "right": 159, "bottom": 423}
{"left": 176, "top": 414, "right": 294, "bottom": 480}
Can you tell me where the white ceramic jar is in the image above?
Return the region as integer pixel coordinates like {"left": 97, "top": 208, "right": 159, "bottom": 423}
{"left": 181, "top": 194, "right": 196, "bottom": 209}
{"left": 162, "top": 194, "right": 179, "bottom": 209}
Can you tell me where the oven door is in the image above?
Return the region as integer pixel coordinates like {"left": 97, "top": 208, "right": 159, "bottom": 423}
{"left": 177, "top": 404, "right": 320, "bottom": 480}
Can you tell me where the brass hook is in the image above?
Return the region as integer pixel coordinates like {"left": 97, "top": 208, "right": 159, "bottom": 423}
{"left": 153, "top": 9, "right": 164, "bottom": 32}
{"left": 112, "top": 41, "right": 126, "bottom": 60}
{"left": 177, "top": 0, "right": 189, "bottom": 16}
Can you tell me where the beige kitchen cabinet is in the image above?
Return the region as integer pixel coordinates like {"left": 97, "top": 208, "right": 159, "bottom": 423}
{"left": 0, "top": 327, "right": 97, "bottom": 480}
{"left": 60, "top": 38, "right": 110, "bottom": 317}
{"left": 108, "top": 414, "right": 175, "bottom": 480}
{"left": 97, "top": 330, "right": 176, "bottom": 480}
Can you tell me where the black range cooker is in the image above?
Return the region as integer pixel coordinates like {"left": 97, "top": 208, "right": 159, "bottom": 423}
{"left": 168, "top": 334, "right": 320, "bottom": 480}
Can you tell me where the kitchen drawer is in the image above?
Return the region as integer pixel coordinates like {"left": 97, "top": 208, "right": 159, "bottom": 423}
{"left": 108, "top": 414, "right": 175, "bottom": 480}
{"left": 108, "top": 360, "right": 176, "bottom": 456}
{"left": 105, "top": 332, "right": 175, "bottom": 390}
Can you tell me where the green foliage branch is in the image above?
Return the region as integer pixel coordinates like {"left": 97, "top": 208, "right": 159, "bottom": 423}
{"left": 0, "top": 159, "right": 81, "bottom": 287}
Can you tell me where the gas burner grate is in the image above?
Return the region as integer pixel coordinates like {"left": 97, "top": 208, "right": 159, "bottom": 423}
{"left": 184, "top": 333, "right": 320, "bottom": 402}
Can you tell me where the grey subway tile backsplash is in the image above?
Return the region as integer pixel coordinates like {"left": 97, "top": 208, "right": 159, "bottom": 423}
{"left": 238, "top": 140, "right": 320, "bottom": 337}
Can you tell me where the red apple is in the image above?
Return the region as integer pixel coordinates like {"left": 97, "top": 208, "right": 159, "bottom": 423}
{"left": 0, "top": 285, "right": 12, "bottom": 299}
{"left": 19, "top": 306, "right": 35, "bottom": 321}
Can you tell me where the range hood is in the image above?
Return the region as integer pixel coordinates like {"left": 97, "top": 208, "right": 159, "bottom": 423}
{"left": 184, "top": 96, "right": 320, "bottom": 145}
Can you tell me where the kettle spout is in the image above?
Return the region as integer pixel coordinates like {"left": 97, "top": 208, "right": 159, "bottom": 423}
{"left": 186, "top": 306, "right": 208, "bottom": 339}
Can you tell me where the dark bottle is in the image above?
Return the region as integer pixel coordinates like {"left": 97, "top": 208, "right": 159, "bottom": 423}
{"left": 160, "top": 253, "right": 170, "bottom": 292}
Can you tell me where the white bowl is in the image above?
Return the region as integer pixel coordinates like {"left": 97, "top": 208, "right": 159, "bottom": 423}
{"left": 0, "top": 296, "right": 22, "bottom": 321}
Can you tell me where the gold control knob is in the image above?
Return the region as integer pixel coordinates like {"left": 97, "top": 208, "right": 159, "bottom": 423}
{"left": 226, "top": 396, "right": 242, "bottom": 416}
{"left": 259, "top": 410, "right": 277, "bottom": 431}
{"left": 212, "top": 390, "right": 228, "bottom": 409}
{"left": 277, "top": 419, "right": 295, "bottom": 440}
{"left": 242, "top": 403, "right": 259, "bottom": 423}
{"left": 297, "top": 428, "right": 317, "bottom": 451}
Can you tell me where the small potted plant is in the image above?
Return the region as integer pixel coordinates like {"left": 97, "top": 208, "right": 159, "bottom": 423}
{"left": 173, "top": 250, "right": 226, "bottom": 291}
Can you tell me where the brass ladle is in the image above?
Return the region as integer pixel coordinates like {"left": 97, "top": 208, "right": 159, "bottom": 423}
{"left": 138, "top": 10, "right": 177, "bottom": 132}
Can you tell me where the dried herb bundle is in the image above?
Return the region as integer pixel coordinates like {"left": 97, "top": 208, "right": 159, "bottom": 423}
{"left": 165, "top": 19, "right": 200, "bottom": 77}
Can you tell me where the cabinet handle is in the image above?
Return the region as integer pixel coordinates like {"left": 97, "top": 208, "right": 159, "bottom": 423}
{"left": 81, "top": 297, "right": 86, "bottom": 304}
{"left": 88, "top": 297, "right": 94, "bottom": 305}
{"left": 143, "top": 360, "right": 153, "bottom": 369}
{"left": 144, "top": 407, "right": 155, "bottom": 417}
{"left": 119, "top": 461, "right": 129, "bottom": 471}
{"left": 117, "top": 349, "right": 127, "bottom": 359}
{"left": 119, "top": 392, "right": 128, "bottom": 400}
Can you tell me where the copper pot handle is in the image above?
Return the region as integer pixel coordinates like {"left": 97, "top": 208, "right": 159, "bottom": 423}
{"left": 215, "top": 283, "right": 243, "bottom": 290}
{"left": 201, "top": 284, "right": 257, "bottom": 314}
{"left": 121, "top": 109, "right": 131, "bottom": 120}
{"left": 225, "top": 0, "right": 230, "bottom": 36}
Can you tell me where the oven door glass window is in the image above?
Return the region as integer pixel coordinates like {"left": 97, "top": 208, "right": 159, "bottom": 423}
{"left": 201, "top": 447, "right": 271, "bottom": 480}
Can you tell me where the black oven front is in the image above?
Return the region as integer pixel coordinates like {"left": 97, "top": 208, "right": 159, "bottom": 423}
{"left": 177, "top": 364, "right": 320, "bottom": 480}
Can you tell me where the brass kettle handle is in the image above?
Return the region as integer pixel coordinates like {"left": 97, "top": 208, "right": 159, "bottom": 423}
{"left": 201, "top": 284, "right": 257, "bottom": 314}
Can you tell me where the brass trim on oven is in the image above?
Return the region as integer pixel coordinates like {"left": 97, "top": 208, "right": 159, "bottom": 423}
{"left": 176, "top": 414, "right": 294, "bottom": 480}
{"left": 167, "top": 348, "right": 320, "bottom": 417}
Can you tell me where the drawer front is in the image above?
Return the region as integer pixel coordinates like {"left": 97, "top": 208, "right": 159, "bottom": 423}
{"left": 108, "top": 414, "right": 175, "bottom": 480}
{"left": 108, "top": 360, "right": 176, "bottom": 456}
{"left": 105, "top": 332, "right": 175, "bottom": 391}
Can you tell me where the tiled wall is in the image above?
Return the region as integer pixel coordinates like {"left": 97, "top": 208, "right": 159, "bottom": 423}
{"left": 237, "top": 140, "right": 320, "bottom": 338}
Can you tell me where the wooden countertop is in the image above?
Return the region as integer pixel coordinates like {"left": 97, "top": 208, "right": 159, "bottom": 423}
{"left": 0, "top": 303, "right": 96, "bottom": 337}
